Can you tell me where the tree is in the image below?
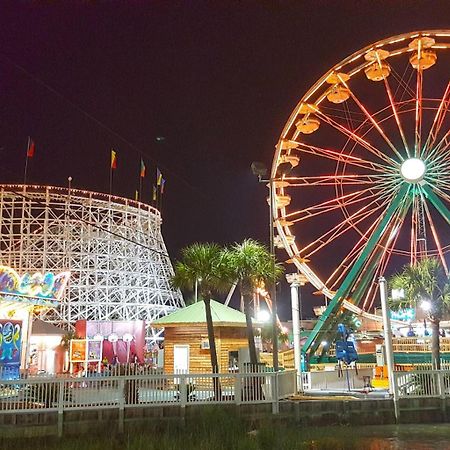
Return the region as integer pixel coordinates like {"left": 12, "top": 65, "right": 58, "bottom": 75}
{"left": 171, "top": 243, "right": 231, "bottom": 374}
{"left": 390, "top": 258, "right": 450, "bottom": 370}
{"left": 228, "top": 239, "right": 284, "bottom": 366}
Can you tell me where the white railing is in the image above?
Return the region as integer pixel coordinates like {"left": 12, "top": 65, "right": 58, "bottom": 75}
{"left": 0, "top": 370, "right": 297, "bottom": 414}
{"left": 394, "top": 369, "right": 450, "bottom": 398}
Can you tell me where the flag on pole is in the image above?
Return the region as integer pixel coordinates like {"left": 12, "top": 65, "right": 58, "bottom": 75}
{"left": 156, "top": 168, "right": 163, "bottom": 186}
{"left": 111, "top": 150, "right": 117, "bottom": 169}
{"left": 160, "top": 178, "right": 166, "bottom": 194}
{"left": 135, "top": 190, "right": 139, "bottom": 201}
{"left": 140, "top": 159, "right": 146, "bottom": 178}
{"left": 27, "top": 139, "right": 35, "bottom": 158}
{"left": 152, "top": 185, "right": 157, "bottom": 201}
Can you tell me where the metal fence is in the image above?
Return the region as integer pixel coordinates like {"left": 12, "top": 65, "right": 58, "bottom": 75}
{"left": 0, "top": 370, "right": 297, "bottom": 414}
{"left": 394, "top": 369, "right": 450, "bottom": 398}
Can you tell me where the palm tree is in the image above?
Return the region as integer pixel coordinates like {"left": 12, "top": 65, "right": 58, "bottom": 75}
{"left": 171, "top": 243, "right": 231, "bottom": 374}
{"left": 228, "top": 239, "right": 284, "bottom": 366}
{"left": 390, "top": 258, "right": 450, "bottom": 370}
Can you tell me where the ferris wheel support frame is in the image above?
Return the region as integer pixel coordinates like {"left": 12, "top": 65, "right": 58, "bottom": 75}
{"left": 302, "top": 181, "right": 450, "bottom": 361}
{"left": 423, "top": 184, "right": 450, "bottom": 225}
{"left": 302, "top": 183, "right": 411, "bottom": 359}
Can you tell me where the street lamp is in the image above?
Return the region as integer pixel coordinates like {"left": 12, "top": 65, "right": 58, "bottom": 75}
{"left": 252, "top": 157, "right": 296, "bottom": 371}
{"left": 251, "top": 161, "right": 279, "bottom": 371}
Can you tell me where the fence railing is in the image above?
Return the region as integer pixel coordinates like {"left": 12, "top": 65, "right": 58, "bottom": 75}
{"left": 392, "top": 337, "right": 450, "bottom": 353}
{"left": 0, "top": 370, "right": 297, "bottom": 414}
{"left": 394, "top": 369, "right": 450, "bottom": 398}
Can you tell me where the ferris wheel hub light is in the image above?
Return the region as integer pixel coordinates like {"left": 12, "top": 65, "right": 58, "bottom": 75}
{"left": 400, "top": 158, "right": 426, "bottom": 182}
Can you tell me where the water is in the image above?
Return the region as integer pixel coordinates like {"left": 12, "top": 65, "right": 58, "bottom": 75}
{"left": 316, "top": 424, "right": 450, "bottom": 449}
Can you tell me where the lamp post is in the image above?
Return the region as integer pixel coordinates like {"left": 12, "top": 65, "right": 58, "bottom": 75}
{"left": 378, "top": 277, "right": 395, "bottom": 395}
{"left": 286, "top": 272, "right": 308, "bottom": 376}
{"left": 251, "top": 162, "right": 279, "bottom": 371}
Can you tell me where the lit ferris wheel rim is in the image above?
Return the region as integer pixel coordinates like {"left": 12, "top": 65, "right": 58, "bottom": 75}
{"left": 272, "top": 30, "right": 450, "bottom": 326}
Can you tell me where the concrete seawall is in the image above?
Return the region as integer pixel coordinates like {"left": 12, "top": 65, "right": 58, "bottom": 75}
{"left": 1, "top": 397, "right": 450, "bottom": 437}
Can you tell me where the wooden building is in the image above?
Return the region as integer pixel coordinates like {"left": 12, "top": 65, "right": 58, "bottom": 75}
{"left": 152, "top": 300, "right": 250, "bottom": 374}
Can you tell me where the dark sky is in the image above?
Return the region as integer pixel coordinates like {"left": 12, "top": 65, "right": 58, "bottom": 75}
{"left": 0, "top": 1, "right": 449, "bottom": 317}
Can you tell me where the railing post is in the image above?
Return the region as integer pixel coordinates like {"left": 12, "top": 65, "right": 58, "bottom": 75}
{"left": 118, "top": 378, "right": 125, "bottom": 433}
{"left": 271, "top": 372, "right": 279, "bottom": 415}
{"left": 436, "top": 370, "right": 445, "bottom": 398}
{"left": 234, "top": 373, "right": 241, "bottom": 405}
{"left": 179, "top": 374, "right": 187, "bottom": 407}
{"left": 392, "top": 371, "right": 400, "bottom": 423}
{"left": 57, "top": 379, "right": 65, "bottom": 437}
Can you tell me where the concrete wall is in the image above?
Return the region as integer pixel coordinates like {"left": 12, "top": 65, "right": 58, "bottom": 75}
{"left": 2, "top": 397, "right": 450, "bottom": 438}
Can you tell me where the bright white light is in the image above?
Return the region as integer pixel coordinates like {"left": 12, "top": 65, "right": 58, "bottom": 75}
{"left": 421, "top": 300, "right": 431, "bottom": 311}
{"left": 392, "top": 288, "right": 405, "bottom": 300}
{"left": 92, "top": 333, "right": 103, "bottom": 341}
{"left": 321, "top": 340, "right": 328, "bottom": 347}
{"left": 257, "top": 310, "right": 271, "bottom": 322}
{"left": 400, "top": 158, "right": 426, "bottom": 182}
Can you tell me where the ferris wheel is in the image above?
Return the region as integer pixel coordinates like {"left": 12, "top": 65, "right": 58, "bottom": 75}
{"left": 271, "top": 30, "right": 450, "bottom": 358}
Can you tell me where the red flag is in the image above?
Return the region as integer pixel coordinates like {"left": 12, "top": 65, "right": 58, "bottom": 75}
{"left": 111, "top": 150, "right": 117, "bottom": 169}
{"left": 27, "top": 140, "right": 35, "bottom": 158}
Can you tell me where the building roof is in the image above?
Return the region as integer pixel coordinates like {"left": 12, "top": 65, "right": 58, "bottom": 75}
{"left": 31, "top": 319, "right": 65, "bottom": 336}
{"left": 152, "top": 300, "right": 250, "bottom": 328}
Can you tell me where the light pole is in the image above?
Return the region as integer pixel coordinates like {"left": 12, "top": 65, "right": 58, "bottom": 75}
{"left": 379, "top": 277, "right": 395, "bottom": 395}
{"left": 251, "top": 162, "right": 279, "bottom": 371}
{"left": 286, "top": 272, "right": 308, "bottom": 375}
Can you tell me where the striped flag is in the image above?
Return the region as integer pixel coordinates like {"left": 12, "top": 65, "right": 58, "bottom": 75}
{"left": 140, "top": 159, "right": 146, "bottom": 178}
{"left": 161, "top": 178, "right": 166, "bottom": 194}
{"left": 156, "top": 168, "right": 163, "bottom": 186}
{"left": 111, "top": 150, "right": 117, "bottom": 169}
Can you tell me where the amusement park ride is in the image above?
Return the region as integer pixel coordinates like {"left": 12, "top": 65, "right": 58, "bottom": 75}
{"left": 270, "top": 30, "right": 450, "bottom": 363}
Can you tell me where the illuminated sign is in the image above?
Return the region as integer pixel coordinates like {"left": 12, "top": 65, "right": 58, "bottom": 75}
{"left": 390, "top": 308, "right": 415, "bottom": 322}
{"left": 0, "top": 266, "right": 70, "bottom": 307}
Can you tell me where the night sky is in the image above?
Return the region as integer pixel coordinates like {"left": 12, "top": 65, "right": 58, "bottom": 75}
{"left": 0, "top": 1, "right": 449, "bottom": 318}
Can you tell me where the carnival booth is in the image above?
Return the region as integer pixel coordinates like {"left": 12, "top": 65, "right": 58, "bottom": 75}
{"left": 0, "top": 266, "right": 70, "bottom": 379}
{"left": 152, "top": 300, "right": 250, "bottom": 374}
{"left": 71, "top": 320, "right": 146, "bottom": 373}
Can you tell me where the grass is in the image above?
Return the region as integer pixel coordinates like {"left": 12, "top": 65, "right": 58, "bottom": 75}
{"left": 3, "top": 408, "right": 450, "bottom": 449}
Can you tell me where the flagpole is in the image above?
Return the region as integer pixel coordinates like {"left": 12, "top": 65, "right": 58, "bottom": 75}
{"left": 139, "top": 176, "right": 143, "bottom": 202}
{"left": 23, "top": 136, "right": 30, "bottom": 185}
{"left": 109, "top": 168, "right": 113, "bottom": 195}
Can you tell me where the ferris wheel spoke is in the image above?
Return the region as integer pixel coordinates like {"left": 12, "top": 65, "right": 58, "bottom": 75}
{"left": 391, "top": 64, "right": 416, "bottom": 101}
{"left": 314, "top": 108, "right": 397, "bottom": 166}
{"left": 329, "top": 190, "right": 409, "bottom": 291}
{"left": 410, "top": 196, "right": 419, "bottom": 265}
{"left": 285, "top": 186, "right": 392, "bottom": 222}
{"left": 427, "top": 129, "right": 450, "bottom": 164}
{"left": 383, "top": 77, "right": 411, "bottom": 156}
{"left": 327, "top": 214, "right": 385, "bottom": 288}
{"left": 422, "top": 197, "right": 450, "bottom": 275}
{"left": 338, "top": 76, "right": 404, "bottom": 161}
{"left": 294, "top": 142, "right": 389, "bottom": 173}
{"left": 363, "top": 217, "right": 403, "bottom": 310}
{"left": 302, "top": 196, "right": 391, "bottom": 258}
{"left": 422, "top": 82, "right": 450, "bottom": 158}
{"left": 284, "top": 174, "right": 389, "bottom": 187}
{"left": 414, "top": 68, "right": 424, "bottom": 157}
